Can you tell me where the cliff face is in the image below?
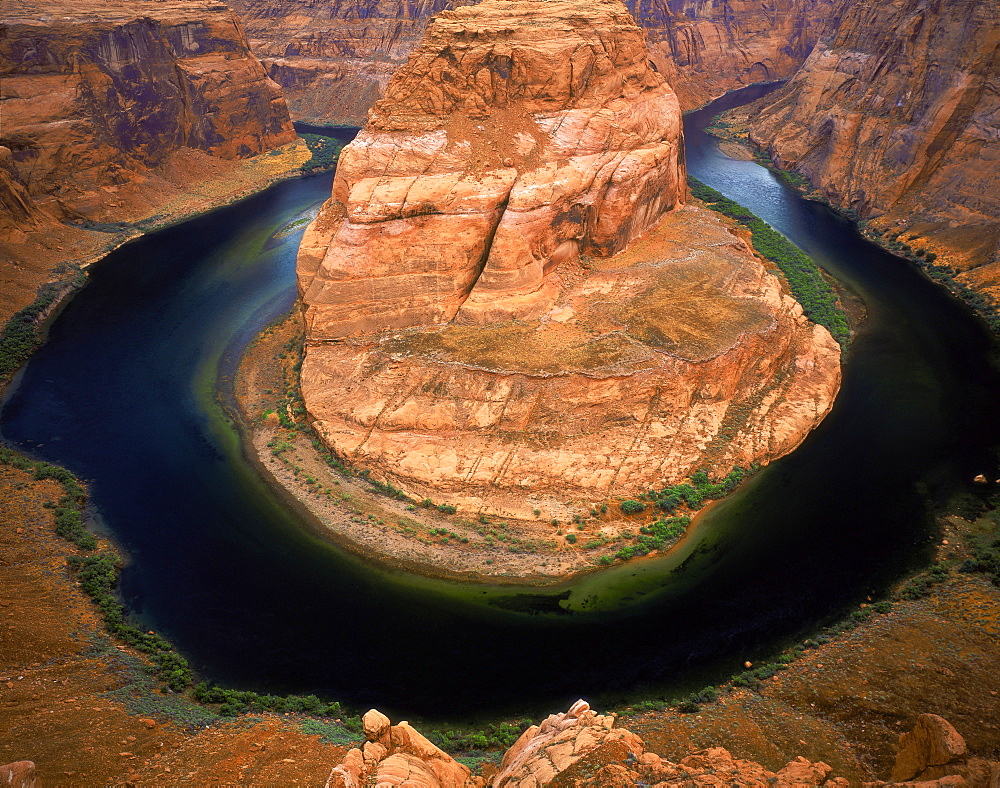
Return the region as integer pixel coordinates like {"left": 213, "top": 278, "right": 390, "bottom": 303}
{"left": 747, "top": 0, "right": 1000, "bottom": 304}
{"left": 0, "top": 0, "right": 305, "bottom": 325}
{"left": 297, "top": 0, "right": 839, "bottom": 514}
{"left": 0, "top": 0, "right": 297, "bottom": 226}
{"left": 231, "top": 0, "right": 839, "bottom": 123}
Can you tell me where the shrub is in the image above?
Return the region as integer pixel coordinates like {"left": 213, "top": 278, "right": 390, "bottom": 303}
{"left": 619, "top": 500, "right": 646, "bottom": 515}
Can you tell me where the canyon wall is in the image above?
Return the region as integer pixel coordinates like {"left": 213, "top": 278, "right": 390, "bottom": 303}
{"left": 0, "top": 0, "right": 302, "bottom": 323}
{"left": 231, "top": 0, "right": 840, "bottom": 123}
{"left": 297, "top": 0, "right": 840, "bottom": 515}
{"left": 0, "top": 0, "right": 297, "bottom": 226}
{"left": 747, "top": 0, "right": 1000, "bottom": 306}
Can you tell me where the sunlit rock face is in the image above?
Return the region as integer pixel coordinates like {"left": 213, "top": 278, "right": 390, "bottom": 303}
{"left": 297, "top": 0, "right": 840, "bottom": 515}
{"left": 748, "top": 0, "right": 1000, "bottom": 307}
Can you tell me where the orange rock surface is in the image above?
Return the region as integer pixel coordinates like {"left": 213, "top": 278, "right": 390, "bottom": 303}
{"left": 0, "top": 0, "right": 296, "bottom": 227}
{"left": 747, "top": 0, "right": 1000, "bottom": 305}
{"left": 298, "top": 0, "right": 686, "bottom": 338}
{"left": 232, "top": 0, "right": 840, "bottom": 123}
{"left": 300, "top": 206, "right": 840, "bottom": 515}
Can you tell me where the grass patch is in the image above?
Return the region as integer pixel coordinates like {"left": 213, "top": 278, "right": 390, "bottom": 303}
{"left": 299, "top": 133, "right": 344, "bottom": 172}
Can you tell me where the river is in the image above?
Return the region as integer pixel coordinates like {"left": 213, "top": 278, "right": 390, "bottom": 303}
{"left": 3, "top": 86, "right": 999, "bottom": 721}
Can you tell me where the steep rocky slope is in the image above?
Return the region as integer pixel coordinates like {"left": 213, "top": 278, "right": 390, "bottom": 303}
{"left": 297, "top": 0, "right": 840, "bottom": 515}
{"left": 747, "top": 0, "right": 1000, "bottom": 307}
{"left": 0, "top": 0, "right": 303, "bottom": 322}
{"left": 231, "top": 0, "right": 840, "bottom": 123}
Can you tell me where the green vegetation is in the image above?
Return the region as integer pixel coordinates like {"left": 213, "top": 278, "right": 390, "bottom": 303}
{"left": 959, "top": 507, "right": 1000, "bottom": 586}
{"left": 192, "top": 683, "right": 355, "bottom": 721}
{"left": 0, "top": 448, "right": 96, "bottom": 550}
{"left": 0, "top": 269, "right": 87, "bottom": 382}
{"left": 640, "top": 466, "right": 754, "bottom": 514}
{"left": 688, "top": 177, "right": 849, "bottom": 346}
{"left": 425, "top": 719, "right": 534, "bottom": 753}
{"left": 69, "top": 553, "right": 193, "bottom": 691}
{"left": 299, "top": 133, "right": 343, "bottom": 172}
{"left": 619, "top": 499, "right": 646, "bottom": 515}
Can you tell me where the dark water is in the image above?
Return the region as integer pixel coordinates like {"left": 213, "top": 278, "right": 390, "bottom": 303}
{"left": 3, "top": 88, "right": 1000, "bottom": 721}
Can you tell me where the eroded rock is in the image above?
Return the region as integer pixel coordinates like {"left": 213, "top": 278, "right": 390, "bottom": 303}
{"left": 747, "top": 0, "right": 1000, "bottom": 311}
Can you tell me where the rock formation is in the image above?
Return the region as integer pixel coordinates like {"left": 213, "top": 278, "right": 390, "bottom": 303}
{"left": 327, "top": 709, "right": 474, "bottom": 787}
{"left": 298, "top": 0, "right": 686, "bottom": 337}
{"left": 297, "top": 0, "right": 840, "bottom": 514}
{"left": 0, "top": 0, "right": 306, "bottom": 324}
{"left": 747, "top": 0, "right": 1000, "bottom": 307}
{"left": 0, "top": 0, "right": 297, "bottom": 227}
{"left": 326, "top": 700, "right": 857, "bottom": 787}
{"left": 231, "top": 0, "right": 840, "bottom": 123}
{"left": 0, "top": 762, "right": 39, "bottom": 788}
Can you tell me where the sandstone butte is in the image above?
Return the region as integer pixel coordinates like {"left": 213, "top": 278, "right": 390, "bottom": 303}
{"left": 0, "top": 0, "right": 299, "bottom": 322}
{"left": 297, "top": 0, "right": 841, "bottom": 517}
{"left": 230, "top": 0, "right": 841, "bottom": 123}
{"left": 747, "top": 0, "right": 1000, "bottom": 309}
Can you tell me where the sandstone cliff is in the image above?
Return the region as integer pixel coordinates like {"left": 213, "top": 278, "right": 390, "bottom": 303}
{"left": 297, "top": 0, "right": 840, "bottom": 515}
{"left": 747, "top": 0, "right": 1000, "bottom": 307}
{"left": 0, "top": 0, "right": 303, "bottom": 323}
{"left": 0, "top": 0, "right": 297, "bottom": 225}
{"left": 231, "top": 0, "right": 839, "bottom": 123}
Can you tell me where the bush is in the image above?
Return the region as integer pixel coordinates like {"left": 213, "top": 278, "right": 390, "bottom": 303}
{"left": 619, "top": 500, "right": 646, "bottom": 515}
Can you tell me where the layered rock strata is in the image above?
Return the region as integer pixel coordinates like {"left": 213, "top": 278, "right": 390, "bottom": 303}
{"left": 747, "top": 0, "right": 1000, "bottom": 306}
{"left": 232, "top": 0, "right": 840, "bottom": 123}
{"left": 298, "top": 0, "right": 687, "bottom": 337}
{"left": 0, "top": 0, "right": 297, "bottom": 227}
{"left": 297, "top": 0, "right": 840, "bottom": 514}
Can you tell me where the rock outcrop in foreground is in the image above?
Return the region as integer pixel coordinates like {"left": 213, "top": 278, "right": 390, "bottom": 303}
{"left": 298, "top": 0, "right": 840, "bottom": 515}
{"left": 327, "top": 702, "right": 1000, "bottom": 786}
{"left": 747, "top": 0, "right": 1000, "bottom": 307}
{"left": 233, "top": 0, "right": 840, "bottom": 123}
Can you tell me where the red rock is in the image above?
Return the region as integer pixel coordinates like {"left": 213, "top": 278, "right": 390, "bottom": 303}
{"left": 0, "top": 761, "right": 39, "bottom": 788}
{"left": 231, "top": 0, "right": 840, "bottom": 122}
{"left": 892, "top": 714, "right": 968, "bottom": 783}
{"left": 297, "top": 0, "right": 840, "bottom": 513}
{"left": 748, "top": 0, "right": 1000, "bottom": 312}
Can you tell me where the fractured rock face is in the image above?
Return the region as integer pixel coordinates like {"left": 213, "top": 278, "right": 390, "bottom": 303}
{"left": 298, "top": 0, "right": 686, "bottom": 339}
{"left": 297, "top": 0, "right": 840, "bottom": 513}
{"left": 232, "top": 0, "right": 840, "bottom": 123}
{"left": 747, "top": 0, "right": 1000, "bottom": 307}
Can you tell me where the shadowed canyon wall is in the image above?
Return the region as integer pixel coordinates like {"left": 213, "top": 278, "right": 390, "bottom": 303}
{"left": 0, "top": 0, "right": 304, "bottom": 324}
{"left": 231, "top": 0, "right": 841, "bottom": 123}
{"left": 747, "top": 0, "right": 1000, "bottom": 308}
{"left": 297, "top": 0, "right": 840, "bottom": 514}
